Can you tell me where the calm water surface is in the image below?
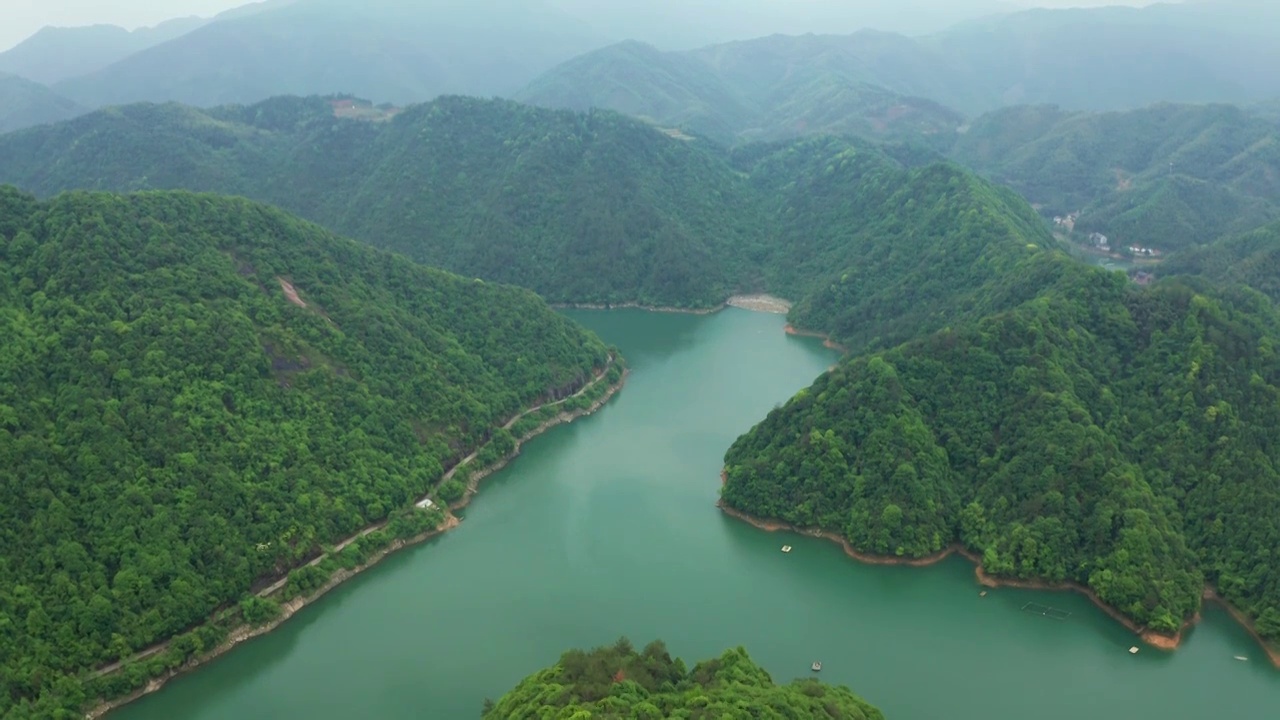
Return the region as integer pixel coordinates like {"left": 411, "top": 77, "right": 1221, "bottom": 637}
{"left": 116, "top": 309, "right": 1278, "bottom": 720}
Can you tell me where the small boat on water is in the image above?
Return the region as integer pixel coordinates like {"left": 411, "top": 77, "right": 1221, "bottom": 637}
{"left": 781, "top": 545, "right": 792, "bottom": 553}
{"left": 1129, "top": 646, "right": 1140, "bottom": 654}
{"left": 811, "top": 661, "right": 822, "bottom": 672}
{"left": 1235, "top": 655, "right": 1249, "bottom": 661}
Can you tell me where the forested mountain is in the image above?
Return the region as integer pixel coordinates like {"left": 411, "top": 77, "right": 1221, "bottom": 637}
{"left": 485, "top": 638, "right": 884, "bottom": 719}
{"left": 923, "top": 2, "right": 1280, "bottom": 114}
{"left": 723, "top": 260, "right": 1280, "bottom": 640}
{"left": 516, "top": 40, "right": 963, "bottom": 147}
{"left": 0, "top": 188, "right": 612, "bottom": 717}
{"left": 0, "top": 18, "right": 207, "bottom": 86}
{"left": 0, "top": 95, "right": 1062, "bottom": 346}
{"left": 519, "top": 2, "right": 1280, "bottom": 143}
{"left": 951, "top": 102, "right": 1280, "bottom": 252}
{"left": 1163, "top": 222, "right": 1280, "bottom": 302}
{"left": 49, "top": 0, "right": 604, "bottom": 109}
{"left": 0, "top": 73, "right": 86, "bottom": 134}
{"left": 742, "top": 137, "right": 1056, "bottom": 350}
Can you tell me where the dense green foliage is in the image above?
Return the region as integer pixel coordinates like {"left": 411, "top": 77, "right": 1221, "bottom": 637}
{"left": 485, "top": 638, "right": 884, "bottom": 720}
{"left": 0, "top": 96, "right": 1062, "bottom": 347}
{"left": 951, "top": 103, "right": 1280, "bottom": 251}
{"left": 724, "top": 261, "right": 1280, "bottom": 635}
{"left": 0, "top": 187, "right": 612, "bottom": 717}
{"left": 516, "top": 40, "right": 963, "bottom": 147}
{"left": 1163, "top": 223, "right": 1280, "bottom": 303}
{"left": 0, "top": 73, "right": 85, "bottom": 134}
{"left": 0, "top": 96, "right": 766, "bottom": 309}
{"left": 742, "top": 137, "right": 1057, "bottom": 350}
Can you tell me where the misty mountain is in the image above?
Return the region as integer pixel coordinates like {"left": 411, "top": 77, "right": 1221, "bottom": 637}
{"left": 520, "top": 2, "right": 1280, "bottom": 134}
{"left": 515, "top": 40, "right": 963, "bottom": 147}
{"left": 51, "top": 0, "right": 605, "bottom": 109}
{"left": 951, "top": 102, "right": 1280, "bottom": 251}
{"left": 0, "top": 18, "right": 208, "bottom": 86}
{"left": 0, "top": 73, "right": 87, "bottom": 134}
{"left": 545, "top": 0, "right": 1012, "bottom": 50}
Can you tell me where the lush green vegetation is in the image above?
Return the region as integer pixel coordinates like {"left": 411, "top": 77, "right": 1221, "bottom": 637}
{"left": 741, "top": 137, "right": 1058, "bottom": 351}
{"left": 1163, "top": 223, "right": 1280, "bottom": 303}
{"left": 516, "top": 40, "right": 963, "bottom": 147}
{"left": 951, "top": 103, "right": 1280, "bottom": 252}
{"left": 484, "top": 638, "right": 884, "bottom": 719}
{"left": 0, "top": 96, "right": 1065, "bottom": 348}
{"left": 0, "top": 187, "right": 613, "bottom": 717}
{"left": 724, "top": 260, "right": 1280, "bottom": 636}
{"left": 0, "top": 73, "right": 85, "bottom": 134}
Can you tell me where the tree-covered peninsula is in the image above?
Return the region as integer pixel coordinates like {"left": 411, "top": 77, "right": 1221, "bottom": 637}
{"left": 484, "top": 638, "right": 884, "bottom": 720}
{"left": 723, "top": 260, "right": 1280, "bottom": 640}
{"left": 0, "top": 188, "right": 616, "bottom": 717}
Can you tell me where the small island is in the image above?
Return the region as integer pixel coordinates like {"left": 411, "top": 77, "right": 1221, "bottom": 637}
{"left": 482, "top": 638, "right": 883, "bottom": 719}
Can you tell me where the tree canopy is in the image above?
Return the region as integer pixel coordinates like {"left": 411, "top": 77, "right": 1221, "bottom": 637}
{"left": 0, "top": 187, "right": 612, "bottom": 717}
{"left": 724, "top": 261, "right": 1280, "bottom": 636}
{"left": 485, "top": 638, "right": 884, "bottom": 720}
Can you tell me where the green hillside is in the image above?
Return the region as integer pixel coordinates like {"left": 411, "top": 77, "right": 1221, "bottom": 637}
{"left": 0, "top": 73, "right": 86, "bottom": 134}
{"left": 744, "top": 137, "right": 1056, "bottom": 351}
{"left": 951, "top": 103, "right": 1280, "bottom": 251}
{"left": 723, "top": 262, "right": 1280, "bottom": 638}
{"left": 516, "top": 39, "right": 963, "bottom": 147}
{"left": 485, "top": 638, "right": 884, "bottom": 720}
{"left": 0, "top": 188, "right": 613, "bottom": 717}
{"left": 0, "top": 96, "right": 1063, "bottom": 344}
{"left": 1163, "top": 222, "right": 1280, "bottom": 302}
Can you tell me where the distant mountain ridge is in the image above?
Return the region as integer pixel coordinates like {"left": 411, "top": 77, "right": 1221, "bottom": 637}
{"left": 0, "top": 73, "right": 86, "bottom": 134}
{"left": 0, "top": 19, "right": 206, "bottom": 85}
{"left": 519, "top": 2, "right": 1280, "bottom": 142}
{"left": 49, "top": 0, "right": 606, "bottom": 109}
{"left": 515, "top": 39, "right": 963, "bottom": 147}
{"left": 4, "top": 1, "right": 1274, "bottom": 125}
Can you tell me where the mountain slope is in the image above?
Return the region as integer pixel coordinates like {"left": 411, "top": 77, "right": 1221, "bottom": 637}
{"left": 1162, "top": 222, "right": 1280, "bottom": 302}
{"left": 52, "top": 0, "right": 604, "bottom": 109}
{"left": 0, "top": 95, "right": 1064, "bottom": 345}
{"left": 0, "top": 187, "right": 613, "bottom": 717}
{"left": 723, "top": 263, "right": 1280, "bottom": 641}
{"left": 951, "top": 102, "right": 1280, "bottom": 251}
{"left": 524, "top": 2, "right": 1280, "bottom": 139}
{"left": 0, "top": 73, "right": 86, "bottom": 134}
{"left": 0, "top": 18, "right": 206, "bottom": 85}
{"left": 487, "top": 639, "right": 884, "bottom": 719}
{"left": 517, "top": 39, "right": 963, "bottom": 146}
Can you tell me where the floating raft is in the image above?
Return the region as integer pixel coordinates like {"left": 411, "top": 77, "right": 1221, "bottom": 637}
{"left": 1021, "top": 602, "right": 1071, "bottom": 620}
{"left": 781, "top": 545, "right": 792, "bottom": 553}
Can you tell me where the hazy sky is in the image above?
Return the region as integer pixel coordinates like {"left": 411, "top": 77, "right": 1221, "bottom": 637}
{"left": 0, "top": 0, "right": 1163, "bottom": 53}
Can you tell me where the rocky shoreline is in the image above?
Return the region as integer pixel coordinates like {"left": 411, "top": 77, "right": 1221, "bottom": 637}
{"left": 783, "top": 323, "right": 847, "bottom": 352}
{"left": 554, "top": 293, "right": 793, "bottom": 316}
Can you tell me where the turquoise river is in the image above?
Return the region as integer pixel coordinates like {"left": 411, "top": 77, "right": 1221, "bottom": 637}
{"left": 114, "top": 308, "right": 1278, "bottom": 719}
